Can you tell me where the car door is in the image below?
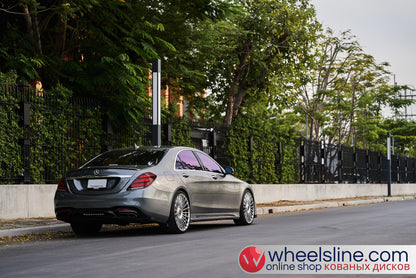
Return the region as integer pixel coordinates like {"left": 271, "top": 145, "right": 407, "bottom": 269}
{"left": 175, "top": 150, "right": 213, "bottom": 215}
{"left": 194, "top": 151, "right": 240, "bottom": 214}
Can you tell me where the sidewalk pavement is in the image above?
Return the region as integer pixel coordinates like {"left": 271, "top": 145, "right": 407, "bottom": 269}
{"left": 1, "top": 195, "right": 415, "bottom": 238}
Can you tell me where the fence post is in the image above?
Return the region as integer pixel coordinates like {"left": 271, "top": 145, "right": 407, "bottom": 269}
{"left": 248, "top": 126, "right": 254, "bottom": 183}
{"left": 209, "top": 128, "right": 217, "bottom": 159}
{"left": 278, "top": 140, "right": 283, "bottom": 183}
{"left": 353, "top": 146, "right": 357, "bottom": 183}
{"left": 300, "top": 137, "right": 305, "bottom": 183}
{"left": 338, "top": 144, "right": 342, "bottom": 184}
{"left": 413, "top": 158, "right": 416, "bottom": 183}
{"left": 320, "top": 140, "right": 325, "bottom": 183}
{"left": 101, "top": 115, "right": 113, "bottom": 152}
{"left": 378, "top": 153, "right": 382, "bottom": 183}
{"left": 404, "top": 157, "right": 408, "bottom": 183}
{"left": 165, "top": 123, "right": 172, "bottom": 146}
{"left": 21, "top": 101, "right": 31, "bottom": 184}
{"left": 152, "top": 59, "right": 161, "bottom": 147}
{"left": 366, "top": 149, "right": 369, "bottom": 184}
{"left": 387, "top": 132, "right": 392, "bottom": 197}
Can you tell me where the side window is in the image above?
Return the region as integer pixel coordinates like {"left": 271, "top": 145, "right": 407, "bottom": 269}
{"left": 195, "top": 152, "right": 223, "bottom": 173}
{"left": 175, "top": 156, "right": 184, "bottom": 170}
{"left": 176, "top": 150, "right": 203, "bottom": 170}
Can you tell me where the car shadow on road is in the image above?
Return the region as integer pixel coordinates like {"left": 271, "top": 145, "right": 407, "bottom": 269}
{"left": 0, "top": 221, "right": 247, "bottom": 246}
{"left": 88, "top": 220, "right": 237, "bottom": 238}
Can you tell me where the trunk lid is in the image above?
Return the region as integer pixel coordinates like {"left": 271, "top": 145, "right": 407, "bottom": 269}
{"left": 65, "top": 167, "right": 138, "bottom": 195}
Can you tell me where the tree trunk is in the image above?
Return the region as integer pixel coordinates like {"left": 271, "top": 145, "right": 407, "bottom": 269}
{"left": 224, "top": 72, "right": 240, "bottom": 126}
{"left": 232, "top": 82, "right": 249, "bottom": 118}
{"left": 22, "top": 4, "right": 34, "bottom": 37}
{"left": 56, "top": 12, "right": 67, "bottom": 59}
{"left": 223, "top": 44, "right": 250, "bottom": 126}
{"left": 346, "top": 84, "right": 357, "bottom": 145}
{"left": 30, "top": 1, "right": 42, "bottom": 55}
{"left": 22, "top": 1, "right": 42, "bottom": 55}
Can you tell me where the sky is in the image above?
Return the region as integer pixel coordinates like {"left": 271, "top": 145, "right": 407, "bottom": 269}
{"left": 310, "top": 0, "right": 416, "bottom": 89}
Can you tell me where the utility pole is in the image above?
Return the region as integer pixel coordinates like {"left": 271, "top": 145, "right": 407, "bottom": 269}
{"left": 387, "top": 132, "right": 392, "bottom": 197}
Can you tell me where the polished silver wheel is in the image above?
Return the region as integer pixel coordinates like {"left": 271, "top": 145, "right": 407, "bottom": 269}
{"left": 168, "top": 191, "right": 190, "bottom": 233}
{"left": 234, "top": 190, "right": 255, "bottom": 225}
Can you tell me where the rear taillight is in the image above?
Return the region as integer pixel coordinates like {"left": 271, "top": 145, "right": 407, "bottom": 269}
{"left": 57, "top": 178, "right": 69, "bottom": 192}
{"left": 128, "top": 172, "right": 156, "bottom": 190}
{"left": 117, "top": 208, "right": 134, "bottom": 212}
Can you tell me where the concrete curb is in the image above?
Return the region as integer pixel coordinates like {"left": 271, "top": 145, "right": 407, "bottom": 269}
{"left": 256, "top": 195, "right": 416, "bottom": 215}
{"left": 0, "top": 223, "right": 71, "bottom": 237}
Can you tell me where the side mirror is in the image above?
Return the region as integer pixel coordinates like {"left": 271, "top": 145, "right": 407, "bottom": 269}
{"left": 224, "top": 167, "right": 234, "bottom": 175}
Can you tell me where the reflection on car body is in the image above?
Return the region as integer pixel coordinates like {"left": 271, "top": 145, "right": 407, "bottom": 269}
{"left": 54, "top": 146, "right": 256, "bottom": 235}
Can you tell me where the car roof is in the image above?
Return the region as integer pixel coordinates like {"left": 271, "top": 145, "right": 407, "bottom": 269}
{"left": 101, "top": 146, "right": 202, "bottom": 154}
{"left": 106, "top": 146, "right": 195, "bottom": 151}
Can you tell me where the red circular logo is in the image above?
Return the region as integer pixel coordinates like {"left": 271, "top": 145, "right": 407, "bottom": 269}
{"left": 239, "top": 246, "right": 266, "bottom": 273}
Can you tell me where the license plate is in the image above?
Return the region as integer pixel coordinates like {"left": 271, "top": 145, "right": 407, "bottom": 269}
{"left": 87, "top": 179, "right": 107, "bottom": 189}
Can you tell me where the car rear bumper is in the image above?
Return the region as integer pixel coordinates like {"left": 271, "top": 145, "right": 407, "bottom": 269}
{"left": 54, "top": 187, "right": 172, "bottom": 224}
{"left": 55, "top": 207, "right": 152, "bottom": 225}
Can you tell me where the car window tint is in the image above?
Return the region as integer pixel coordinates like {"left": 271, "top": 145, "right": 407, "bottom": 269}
{"left": 195, "top": 152, "right": 223, "bottom": 173}
{"left": 177, "top": 150, "right": 202, "bottom": 170}
{"left": 83, "top": 149, "right": 166, "bottom": 168}
{"left": 175, "top": 156, "right": 185, "bottom": 170}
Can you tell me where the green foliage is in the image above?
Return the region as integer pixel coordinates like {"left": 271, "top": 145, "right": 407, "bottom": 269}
{"left": 379, "top": 119, "right": 416, "bottom": 157}
{"left": 0, "top": 0, "right": 236, "bottom": 127}
{"left": 226, "top": 108, "right": 299, "bottom": 183}
{"left": 0, "top": 81, "right": 23, "bottom": 183}
{"left": 0, "top": 80, "right": 301, "bottom": 184}
{"left": 2, "top": 80, "right": 416, "bottom": 184}
{"left": 0, "top": 70, "right": 18, "bottom": 83}
{"left": 292, "top": 29, "right": 409, "bottom": 154}
{"left": 280, "top": 136, "right": 299, "bottom": 184}
{"left": 109, "top": 123, "right": 152, "bottom": 149}
{"left": 202, "top": 0, "right": 321, "bottom": 125}
{"left": 29, "top": 85, "right": 104, "bottom": 183}
{"left": 170, "top": 118, "right": 194, "bottom": 147}
{"left": 1, "top": 0, "right": 416, "bottom": 183}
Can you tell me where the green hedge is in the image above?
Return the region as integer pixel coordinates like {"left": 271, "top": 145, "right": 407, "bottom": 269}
{"left": 29, "top": 85, "right": 103, "bottom": 183}
{"left": 0, "top": 85, "right": 23, "bottom": 183}
{"left": 0, "top": 80, "right": 298, "bottom": 184}
{"left": 226, "top": 112, "right": 299, "bottom": 184}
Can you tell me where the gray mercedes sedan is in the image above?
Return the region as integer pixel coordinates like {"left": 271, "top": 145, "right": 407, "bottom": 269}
{"left": 54, "top": 146, "right": 256, "bottom": 235}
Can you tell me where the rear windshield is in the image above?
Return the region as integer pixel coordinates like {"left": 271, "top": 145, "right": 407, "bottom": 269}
{"left": 82, "top": 149, "right": 166, "bottom": 168}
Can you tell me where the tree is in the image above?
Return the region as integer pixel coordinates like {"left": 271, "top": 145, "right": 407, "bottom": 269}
{"left": 201, "top": 0, "right": 320, "bottom": 126}
{"left": 383, "top": 118, "right": 416, "bottom": 157}
{"left": 0, "top": 0, "right": 235, "bottom": 124}
{"left": 139, "top": 0, "right": 239, "bottom": 118}
{"left": 294, "top": 30, "right": 411, "bottom": 148}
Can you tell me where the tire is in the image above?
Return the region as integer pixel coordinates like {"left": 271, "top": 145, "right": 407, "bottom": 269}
{"left": 71, "top": 222, "right": 102, "bottom": 236}
{"left": 234, "top": 190, "right": 255, "bottom": 225}
{"left": 166, "top": 191, "right": 191, "bottom": 233}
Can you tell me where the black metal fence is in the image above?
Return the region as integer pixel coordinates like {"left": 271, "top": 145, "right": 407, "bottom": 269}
{"left": 298, "top": 139, "right": 416, "bottom": 184}
{"left": 178, "top": 125, "right": 416, "bottom": 184}
{"left": 1, "top": 83, "right": 416, "bottom": 184}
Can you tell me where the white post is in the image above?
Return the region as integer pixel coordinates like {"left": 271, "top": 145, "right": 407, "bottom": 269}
{"left": 152, "top": 59, "right": 161, "bottom": 146}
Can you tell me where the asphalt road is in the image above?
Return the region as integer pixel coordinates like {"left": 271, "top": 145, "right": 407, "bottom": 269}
{"left": 1, "top": 200, "right": 415, "bottom": 278}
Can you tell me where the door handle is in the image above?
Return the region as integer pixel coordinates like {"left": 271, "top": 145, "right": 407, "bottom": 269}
{"left": 182, "top": 174, "right": 189, "bottom": 178}
{"left": 211, "top": 175, "right": 218, "bottom": 180}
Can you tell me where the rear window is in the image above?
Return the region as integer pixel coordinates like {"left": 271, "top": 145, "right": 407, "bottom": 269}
{"left": 82, "top": 149, "right": 166, "bottom": 168}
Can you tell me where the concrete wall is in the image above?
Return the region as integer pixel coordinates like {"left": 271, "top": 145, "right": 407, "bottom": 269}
{"left": 252, "top": 183, "right": 416, "bottom": 204}
{"left": 0, "top": 184, "right": 57, "bottom": 219}
{"left": 1, "top": 183, "right": 416, "bottom": 219}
